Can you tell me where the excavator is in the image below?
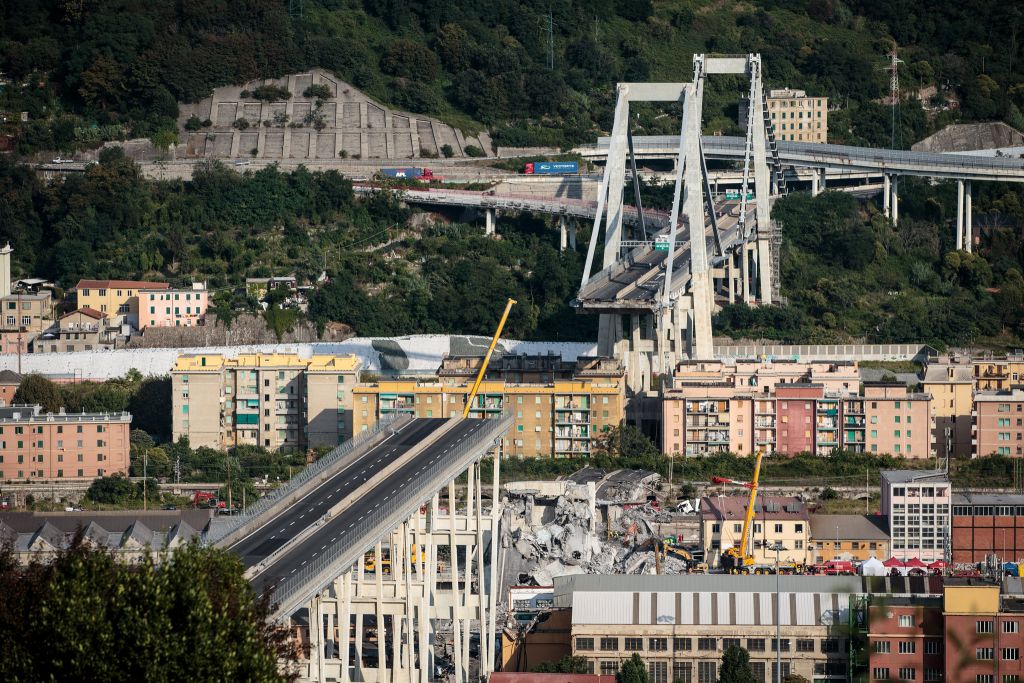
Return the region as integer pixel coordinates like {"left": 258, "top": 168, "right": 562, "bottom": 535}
{"left": 713, "top": 450, "right": 763, "bottom": 574}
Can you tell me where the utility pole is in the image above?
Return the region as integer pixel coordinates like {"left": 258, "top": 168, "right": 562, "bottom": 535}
{"left": 143, "top": 449, "right": 148, "bottom": 511}
{"left": 884, "top": 45, "right": 904, "bottom": 149}
{"left": 547, "top": 10, "right": 554, "bottom": 70}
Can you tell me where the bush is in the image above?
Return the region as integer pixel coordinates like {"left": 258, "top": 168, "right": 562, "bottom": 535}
{"left": 303, "top": 84, "right": 332, "bottom": 100}
{"left": 464, "top": 144, "right": 485, "bottom": 157}
{"left": 250, "top": 84, "right": 291, "bottom": 101}
{"left": 233, "top": 118, "right": 249, "bottom": 130}
{"left": 86, "top": 473, "right": 136, "bottom": 504}
{"left": 440, "top": 144, "right": 454, "bottom": 158}
{"left": 420, "top": 147, "right": 439, "bottom": 159}
{"left": 201, "top": 118, "right": 212, "bottom": 127}
{"left": 184, "top": 116, "right": 203, "bottom": 131}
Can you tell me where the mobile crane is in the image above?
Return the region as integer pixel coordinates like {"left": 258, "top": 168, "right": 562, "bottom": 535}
{"left": 712, "top": 450, "right": 764, "bottom": 573}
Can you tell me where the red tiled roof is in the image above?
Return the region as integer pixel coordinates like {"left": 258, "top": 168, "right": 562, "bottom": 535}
{"left": 73, "top": 279, "right": 169, "bottom": 290}
{"left": 61, "top": 307, "right": 106, "bottom": 321}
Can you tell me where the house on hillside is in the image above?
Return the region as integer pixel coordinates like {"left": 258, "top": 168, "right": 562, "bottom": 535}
{"left": 32, "top": 308, "right": 110, "bottom": 353}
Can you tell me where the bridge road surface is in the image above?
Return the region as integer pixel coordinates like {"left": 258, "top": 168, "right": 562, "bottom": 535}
{"left": 251, "top": 417, "right": 494, "bottom": 600}
{"left": 229, "top": 418, "right": 447, "bottom": 569}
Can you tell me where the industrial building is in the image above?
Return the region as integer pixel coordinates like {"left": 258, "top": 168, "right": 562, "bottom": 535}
{"left": 951, "top": 493, "right": 1024, "bottom": 564}
{"left": 881, "top": 470, "right": 951, "bottom": 563}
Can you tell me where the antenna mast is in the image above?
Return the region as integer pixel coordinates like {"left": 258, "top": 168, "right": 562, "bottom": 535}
{"left": 886, "top": 45, "right": 904, "bottom": 149}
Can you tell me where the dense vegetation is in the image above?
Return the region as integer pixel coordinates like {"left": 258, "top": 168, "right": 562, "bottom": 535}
{"left": 713, "top": 184, "right": 1024, "bottom": 350}
{"left": 2, "top": 0, "right": 1023, "bottom": 153}
{"left": 0, "top": 538, "right": 296, "bottom": 681}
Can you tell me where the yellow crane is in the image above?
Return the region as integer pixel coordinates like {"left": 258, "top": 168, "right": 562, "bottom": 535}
{"left": 462, "top": 298, "right": 516, "bottom": 418}
{"left": 713, "top": 450, "right": 764, "bottom": 573}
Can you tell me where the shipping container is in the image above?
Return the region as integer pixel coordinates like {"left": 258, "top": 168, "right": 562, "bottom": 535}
{"left": 524, "top": 161, "right": 579, "bottom": 175}
{"left": 381, "top": 167, "right": 423, "bottom": 178}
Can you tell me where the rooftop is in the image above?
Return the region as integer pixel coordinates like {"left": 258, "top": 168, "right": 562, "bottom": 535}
{"left": 975, "top": 389, "right": 1024, "bottom": 402}
{"left": 73, "top": 279, "right": 169, "bottom": 291}
{"left": 0, "top": 405, "right": 131, "bottom": 423}
{"left": 701, "top": 494, "right": 809, "bottom": 521}
{"left": 952, "top": 493, "right": 1024, "bottom": 506}
{"left": 553, "top": 573, "right": 861, "bottom": 598}
{"left": 173, "top": 352, "right": 361, "bottom": 372}
{"left": 922, "top": 363, "right": 974, "bottom": 384}
{"left": 881, "top": 470, "right": 950, "bottom": 485}
{"left": 60, "top": 307, "right": 106, "bottom": 321}
{"left": 0, "top": 291, "right": 52, "bottom": 302}
{"left": 809, "top": 514, "right": 890, "bottom": 541}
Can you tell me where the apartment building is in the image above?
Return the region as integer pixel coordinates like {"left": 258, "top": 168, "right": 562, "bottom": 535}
{"left": 557, "top": 574, "right": 857, "bottom": 683}
{"left": 0, "top": 245, "right": 54, "bottom": 336}
{"left": 809, "top": 514, "right": 890, "bottom": 563}
{"left": 133, "top": 284, "right": 208, "bottom": 329}
{"left": 33, "top": 308, "right": 108, "bottom": 353}
{"left": 700, "top": 495, "right": 812, "bottom": 566}
{"left": 171, "top": 352, "right": 361, "bottom": 450}
{"left": 974, "top": 390, "right": 1024, "bottom": 457}
{"left": 766, "top": 88, "right": 828, "bottom": 143}
{"left": 72, "top": 279, "right": 169, "bottom": 327}
{"left": 943, "top": 582, "right": 1024, "bottom": 683}
{"left": 662, "top": 369, "right": 933, "bottom": 458}
{"left": 952, "top": 494, "right": 1024, "bottom": 564}
{"left": 974, "top": 355, "right": 1024, "bottom": 391}
{"left": 881, "top": 470, "right": 951, "bottom": 563}
{"left": 866, "top": 593, "right": 945, "bottom": 683}
{"left": 922, "top": 362, "right": 975, "bottom": 460}
{"left": 353, "top": 355, "right": 625, "bottom": 458}
{"left": 0, "top": 404, "right": 131, "bottom": 481}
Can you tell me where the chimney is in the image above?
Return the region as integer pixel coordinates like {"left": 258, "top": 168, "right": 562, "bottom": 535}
{"left": 0, "top": 243, "right": 11, "bottom": 299}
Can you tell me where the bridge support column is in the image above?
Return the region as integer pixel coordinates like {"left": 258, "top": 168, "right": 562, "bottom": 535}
{"left": 891, "top": 176, "right": 899, "bottom": 226}
{"left": 965, "top": 181, "right": 973, "bottom": 253}
{"left": 309, "top": 594, "right": 324, "bottom": 681}
{"left": 569, "top": 219, "right": 577, "bottom": 250}
{"left": 559, "top": 215, "right": 568, "bottom": 251}
{"left": 883, "top": 174, "right": 891, "bottom": 218}
{"left": 484, "top": 208, "right": 496, "bottom": 237}
{"left": 811, "top": 170, "right": 820, "bottom": 197}
{"left": 957, "top": 180, "right": 964, "bottom": 251}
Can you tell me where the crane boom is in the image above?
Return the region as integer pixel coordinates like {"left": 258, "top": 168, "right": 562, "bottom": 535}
{"left": 463, "top": 298, "right": 517, "bottom": 418}
{"left": 736, "top": 451, "right": 763, "bottom": 559}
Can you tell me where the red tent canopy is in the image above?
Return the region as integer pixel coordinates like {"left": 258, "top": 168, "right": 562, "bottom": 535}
{"left": 883, "top": 557, "right": 906, "bottom": 567}
{"left": 904, "top": 557, "right": 928, "bottom": 568}
{"left": 928, "top": 560, "right": 948, "bottom": 569}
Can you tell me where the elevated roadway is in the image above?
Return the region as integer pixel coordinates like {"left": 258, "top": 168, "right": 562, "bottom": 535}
{"left": 578, "top": 135, "right": 1024, "bottom": 183}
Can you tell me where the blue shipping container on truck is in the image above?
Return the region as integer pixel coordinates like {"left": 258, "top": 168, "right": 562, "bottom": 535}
{"left": 532, "top": 161, "right": 579, "bottom": 174}
{"left": 381, "top": 167, "right": 422, "bottom": 178}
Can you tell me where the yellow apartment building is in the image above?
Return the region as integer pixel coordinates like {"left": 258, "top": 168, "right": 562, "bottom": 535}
{"left": 973, "top": 354, "right": 1024, "bottom": 391}
{"left": 766, "top": 88, "right": 828, "bottom": 143}
{"left": 171, "top": 352, "right": 361, "bottom": 451}
{"left": 352, "top": 355, "right": 625, "bottom": 458}
{"left": 922, "top": 363, "right": 974, "bottom": 459}
{"left": 73, "top": 279, "right": 169, "bottom": 327}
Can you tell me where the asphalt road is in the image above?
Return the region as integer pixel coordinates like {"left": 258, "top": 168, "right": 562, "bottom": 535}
{"left": 229, "top": 418, "right": 447, "bottom": 568}
{"left": 252, "top": 417, "right": 494, "bottom": 600}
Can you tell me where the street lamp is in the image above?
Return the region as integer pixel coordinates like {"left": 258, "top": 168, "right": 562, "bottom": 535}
{"left": 768, "top": 541, "right": 787, "bottom": 683}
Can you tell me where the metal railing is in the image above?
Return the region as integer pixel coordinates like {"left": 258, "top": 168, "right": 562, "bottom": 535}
{"left": 204, "top": 414, "right": 404, "bottom": 546}
{"left": 268, "top": 413, "right": 513, "bottom": 617}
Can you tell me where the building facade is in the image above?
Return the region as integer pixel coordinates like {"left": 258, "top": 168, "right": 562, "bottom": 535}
{"left": 922, "top": 363, "right": 975, "bottom": 460}
{"left": 33, "top": 308, "right": 107, "bottom": 353}
{"left": 973, "top": 355, "right": 1024, "bottom": 391}
{"left": 700, "top": 495, "right": 812, "bottom": 566}
{"left": 72, "top": 279, "right": 169, "bottom": 327}
{"left": 171, "top": 353, "right": 361, "bottom": 451}
{"left": 353, "top": 356, "right": 625, "bottom": 458}
{"left": 881, "top": 470, "right": 951, "bottom": 563}
{"left": 558, "top": 574, "right": 856, "bottom": 683}
{"left": 943, "top": 583, "right": 1024, "bottom": 683}
{"left": 0, "top": 405, "right": 131, "bottom": 481}
{"left": 952, "top": 494, "right": 1024, "bottom": 565}
{"left": 974, "top": 390, "right": 1024, "bottom": 458}
{"left": 766, "top": 89, "right": 828, "bottom": 143}
{"left": 808, "top": 514, "right": 890, "bottom": 563}
{"left": 134, "top": 284, "right": 208, "bottom": 329}
{"left": 866, "top": 595, "right": 945, "bottom": 683}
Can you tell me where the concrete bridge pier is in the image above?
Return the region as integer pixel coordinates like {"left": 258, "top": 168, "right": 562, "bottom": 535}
{"left": 964, "top": 181, "right": 973, "bottom": 253}
{"left": 883, "top": 174, "right": 891, "bottom": 218}
{"left": 558, "top": 215, "right": 577, "bottom": 251}
{"left": 484, "top": 208, "right": 496, "bottom": 237}
{"left": 891, "top": 176, "right": 899, "bottom": 226}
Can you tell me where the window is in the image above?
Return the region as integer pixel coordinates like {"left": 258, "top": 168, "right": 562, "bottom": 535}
{"left": 624, "top": 638, "right": 642, "bottom": 651}
{"left": 747, "top": 639, "right": 765, "bottom": 652}
{"left": 1004, "top": 677, "right": 1020, "bottom": 683}
{"left": 673, "top": 662, "right": 692, "bottom": 683}
{"left": 978, "top": 677, "right": 994, "bottom": 683}
{"left": 722, "top": 638, "right": 741, "bottom": 651}
{"left": 978, "top": 621, "right": 995, "bottom": 634}
{"left": 796, "top": 639, "right": 815, "bottom": 652}
{"left": 576, "top": 638, "right": 594, "bottom": 651}
{"left": 649, "top": 661, "right": 667, "bottom": 683}
{"left": 978, "top": 648, "right": 994, "bottom": 661}
{"left": 899, "top": 614, "right": 914, "bottom": 627}
{"left": 673, "top": 637, "right": 691, "bottom": 651}
{"left": 648, "top": 638, "right": 667, "bottom": 652}
{"left": 698, "top": 637, "right": 716, "bottom": 651}
{"left": 899, "top": 668, "right": 916, "bottom": 681}
{"left": 925, "top": 670, "right": 941, "bottom": 682}
{"left": 774, "top": 523, "right": 783, "bottom": 533}
{"left": 1005, "top": 621, "right": 1020, "bottom": 634}
{"left": 601, "top": 662, "right": 618, "bottom": 676}
{"left": 924, "top": 640, "right": 942, "bottom": 655}
{"left": 772, "top": 638, "right": 790, "bottom": 652}
{"left": 876, "top": 641, "right": 892, "bottom": 653}
{"left": 751, "top": 662, "right": 766, "bottom": 683}
{"left": 822, "top": 639, "right": 840, "bottom": 653}
{"left": 1003, "top": 648, "right": 1019, "bottom": 661}
{"left": 874, "top": 669, "right": 891, "bottom": 681}
{"left": 899, "top": 641, "right": 916, "bottom": 654}
{"left": 697, "top": 662, "right": 717, "bottom": 683}
{"left": 600, "top": 637, "right": 618, "bottom": 651}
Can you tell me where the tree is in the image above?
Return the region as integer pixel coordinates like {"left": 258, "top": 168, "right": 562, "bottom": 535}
{"left": 618, "top": 654, "right": 649, "bottom": 683}
{"left": 129, "top": 378, "right": 172, "bottom": 441}
{"left": 13, "top": 374, "right": 63, "bottom": 413}
{"left": 533, "top": 655, "right": 589, "bottom": 673}
{"left": 85, "top": 473, "right": 136, "bottom": 504}
{"left": 0, "top": 538, "right": 297, "bottom": 681}
{"left": 720, "top": 645, "right": 757, "bottom": 683}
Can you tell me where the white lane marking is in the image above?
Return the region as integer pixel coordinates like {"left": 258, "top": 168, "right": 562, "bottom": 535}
{"left": 301, "top": 560, "right": 307, "bottom": 566}
{"left": 290, "top": 521, "right": 295, "bottom": 526}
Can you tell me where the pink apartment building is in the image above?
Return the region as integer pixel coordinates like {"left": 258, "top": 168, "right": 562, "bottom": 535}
{"left": 972, "top": 389, "right": 1024, "bottom": 457}
{"left": 134, "top": 285, "right": 209, "bottom": 329}
{"left": 0, "top": 405, "right": 131, "bottom": 481}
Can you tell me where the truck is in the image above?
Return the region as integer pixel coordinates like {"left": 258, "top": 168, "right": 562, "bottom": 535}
{"left": 191, "top": 491, "right": 226, "bottom": 510}
{"left": 524, "top": 161, "right": 579, "bottom": 175}
{"left": 380, "top": 167, "right": 441, "bottom": 181}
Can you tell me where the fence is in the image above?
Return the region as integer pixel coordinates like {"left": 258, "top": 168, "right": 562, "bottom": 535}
{"left": 205, "top": 414, "right": 405, "bottom": 546}
{"left": 269, "top": 413, "right": 513, "bottom": 617}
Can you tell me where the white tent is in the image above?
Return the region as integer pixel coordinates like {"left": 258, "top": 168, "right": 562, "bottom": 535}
{"left": 860, "top": 556, "right": 886, "bottom": 576}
